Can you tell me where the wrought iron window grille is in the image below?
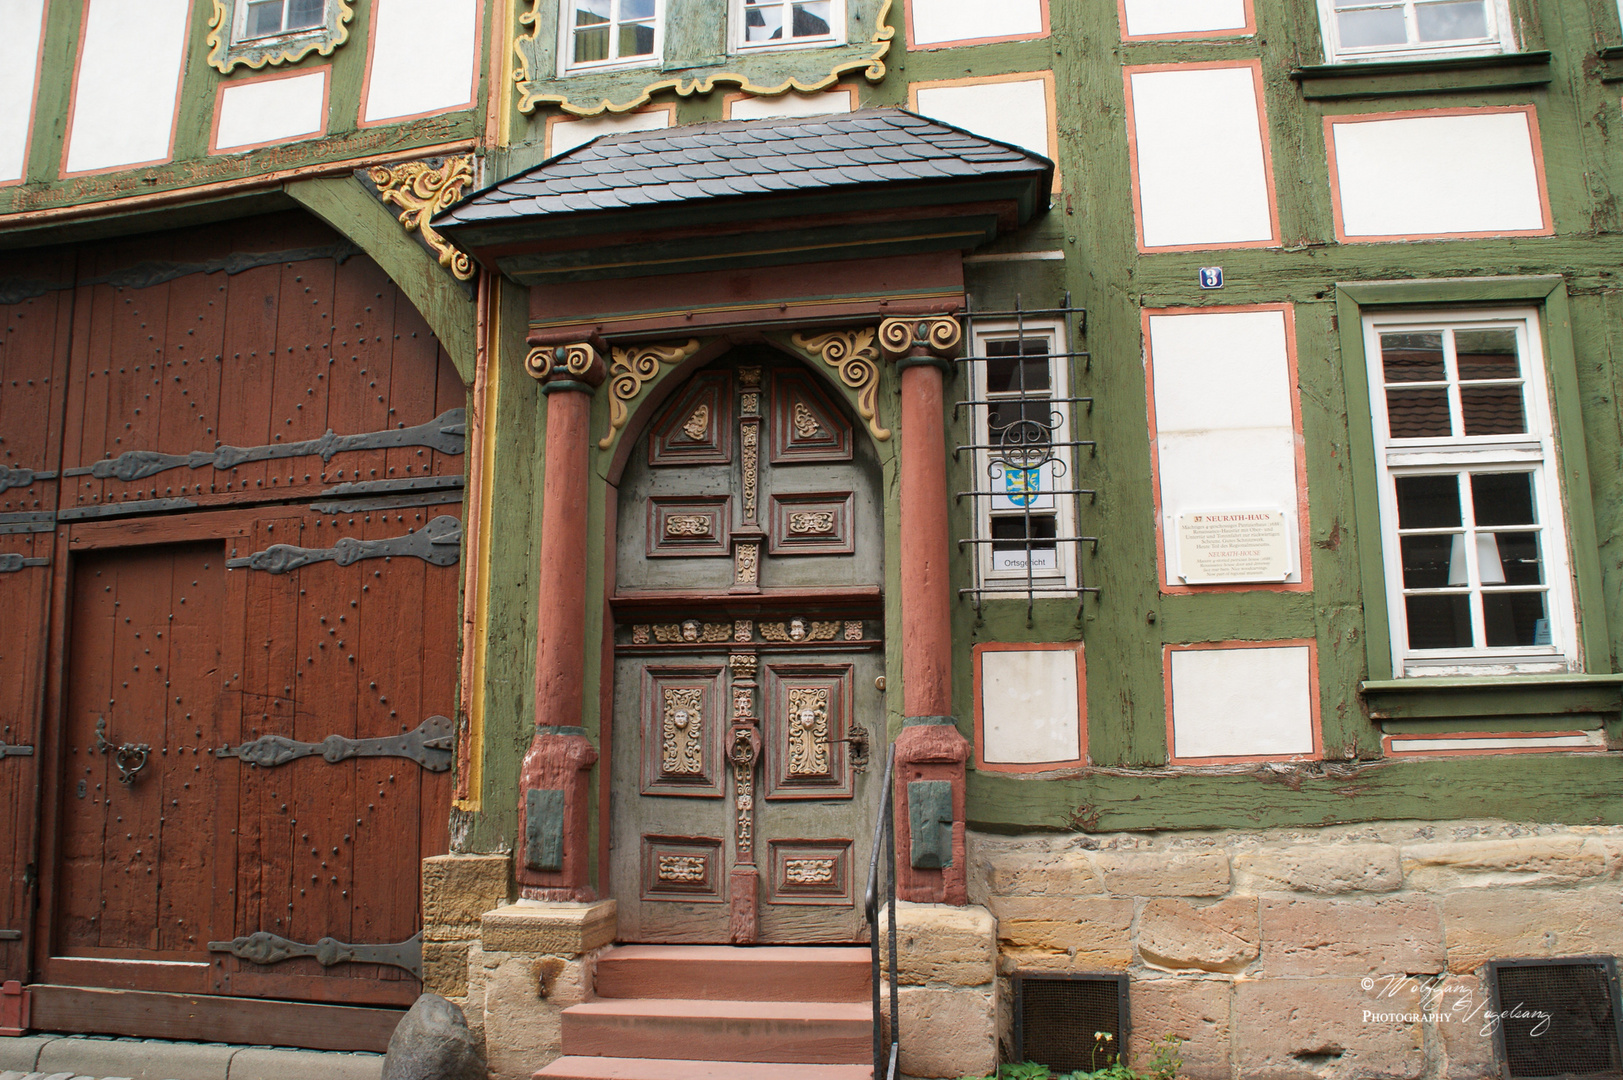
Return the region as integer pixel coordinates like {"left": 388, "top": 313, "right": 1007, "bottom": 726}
{"left": 954, "top": 293, "right": 1098, "bottom": 621}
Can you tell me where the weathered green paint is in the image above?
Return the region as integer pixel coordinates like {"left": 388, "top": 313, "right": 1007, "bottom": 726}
{"left": 524, "top": 788, "right": 567, "bottom": 871}
{"left": 286, "top": 176, "right": 477, "bottom": 382}
{"left": 908, "top": 780, "right": 954, "bottom": 870}
{"left": 1291, "top": 52, "right": 1553, "bottom": 100}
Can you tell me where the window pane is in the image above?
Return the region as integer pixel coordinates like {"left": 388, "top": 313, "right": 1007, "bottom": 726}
{"left": 792, "top": 0, "right": 832, "bottom": 37}
{"left": 745, "top": 0, "right": 785, "bottom": 41}
{"left": 1381, "top": 332, "right": 1445, "bottom": 383}
{"left": 1400, "top": 532, "right": 1457, "bottom": 589}
{"left": 574, "top": 0, "right": 611, "bottom": 27}
{"left": 622, "top": 0, "right": 656, "bottom": 17}
{"left": 1483, "top": 590, "right": 1548, "bottom": 647}
{"left": 1454, "top": 328, "right": 1519, "bottom": 380}
{"left": 1415, "top": 0, "right": 1489, "bottom": 42}
{"left": 1405, "top": 593, "right": 1473, "bottom": 649}
{"left": 1337, "top": 7, "right": 1407, "bottom": 47}
{"left": 1386, "top": 387, "right": 1452, "bottom": 438}
{"left": 985, "top": 355, "right": 1050, "bottom": 395}
{"left": 247, "top": 0, "right": 284, "bottom": 37}
{"left": 991, "top": 514, "right": 1058, "bottom": 572}
{"left": 619, "top": 21, "right": 656, "bottom": 56}
{"left": 287, "top": 0, "right": 324, "bottom": 29}
{"left": 574, "top": 25, "right": 610, "bottom": 61}
{"left": 989, "top": 399, "right": 1054, "bottom": 451}
{"left": 1471, "top": 472, "right": 1535, "bottom": 526}
{"left": 1460, "top": 385, "right": 1526, "bottom": 436}
{"left": 1395, "top": 474, "right": 1461, "bottom": 529}
{"left": 1487, "top": 531, "right": 1543, "bottom": 586}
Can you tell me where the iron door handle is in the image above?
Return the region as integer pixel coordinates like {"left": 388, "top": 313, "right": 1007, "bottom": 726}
{"left": 95, "top": 717, "right": 152, "bottom": 786}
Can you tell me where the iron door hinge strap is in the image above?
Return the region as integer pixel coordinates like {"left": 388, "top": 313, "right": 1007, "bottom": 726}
{"left": 227, "top": 515, "right": 462, "bottom": 574}
{"left": 0, "top": 930, "right": 20, "bottom": 941}
{"left": 0, "top": 554, "right": 48, "bottom": 573}
{"left": 216, "top": 714, "right": 453, "bottom": 771}
{"left": 0, "top": 741, "right": 34, "bottom": 757}
{"left": 59, "top": 408, "right": 466, "bottom": 484}
{"left": 0, "top": 465, "right": 56, "bottom": 491}
{"left": 208, "top": 930, "right": 422, "bottom": 978}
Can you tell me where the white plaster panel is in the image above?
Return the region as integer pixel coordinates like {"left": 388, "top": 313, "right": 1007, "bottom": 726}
{"left": 981, "top": 649, "right": 1081, "bottom": 764}
{"left": 910, "top": 0, "right": 1044, "bottom": 45}
{"left": 913, "top": 79, "right": 1051, "bottom": 162}
{"left": 1122, "top": 0, "right": 1249, "bottom": 36}
{"left": 363, "top": 0, "right": 478, "bottom": 123}
{"left": 1149, "top": 310, "right": 1299, "bottom": 583}
{"left": 1170, "top": 646, "right": 1314, "bottom": 760}
{"left": 0, "top": 0, "right": 47, "bottom": 182}
{"left": 1393, "top": 733, "right": 1601, "bottom": 753}
{"left": 728, "top": 89, "right": 854, "bottom": 120}
{"left": 215, "top": 71, "right": 328, "bottom": 151}
{"left": 548, "top": 110, "right": 672, "bottom": 157}
{"left": 65, "top": 0, "right": 191, "bottom": 174}
{"left": 1128, "top": 66, "right": 1274, "bottom": 248}
{"left": 1330, "top": 111, "right": 1546, "bottom": 238}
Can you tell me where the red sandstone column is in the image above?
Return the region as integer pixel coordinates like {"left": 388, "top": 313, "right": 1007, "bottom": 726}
{"left": 516, "top": 341, "right": 606, "bottom": 902}
{"left": 879, "top": 317, "right": 970, "bottom": 905}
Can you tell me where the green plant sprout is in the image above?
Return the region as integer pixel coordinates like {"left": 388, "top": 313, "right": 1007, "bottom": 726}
{"left": 959, "top": 1033, "right": 1186, "bottom": 1080}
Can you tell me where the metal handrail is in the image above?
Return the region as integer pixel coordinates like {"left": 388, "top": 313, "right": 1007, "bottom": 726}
{"left": 864, "top": 743, "right": 899, "bottom": 1080}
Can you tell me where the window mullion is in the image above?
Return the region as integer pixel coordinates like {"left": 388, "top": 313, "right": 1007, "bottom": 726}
{"left": 1458, "top": 469, "right": 1488, "bottom": 649}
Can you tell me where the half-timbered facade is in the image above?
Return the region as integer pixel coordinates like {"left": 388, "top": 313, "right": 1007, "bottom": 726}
{"left": 4, "top": 1, "right": 1623, "bottom": 1078}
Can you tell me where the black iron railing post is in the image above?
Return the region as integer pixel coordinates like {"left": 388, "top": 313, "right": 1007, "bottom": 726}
{"left": 866, "top": 743, "right": 899, "bottom": 1079}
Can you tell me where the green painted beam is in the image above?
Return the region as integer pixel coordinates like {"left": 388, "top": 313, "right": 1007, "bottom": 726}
{"left": 286, "top": 175, "right": 476, "bottom": 384}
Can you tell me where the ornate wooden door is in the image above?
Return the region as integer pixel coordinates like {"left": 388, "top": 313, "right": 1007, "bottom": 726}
{"left": 611, "top": 346, "right": 884, "bottom": 943}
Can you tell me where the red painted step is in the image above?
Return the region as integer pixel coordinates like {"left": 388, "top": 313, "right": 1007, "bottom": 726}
{"left": 593, "top": 945, "right": 870, "bottom": 1003}
{"left": 560, "top": 998, "right": 871, "bottom": 1064}
{"left": 534, "top": 1057, "right": 872, "bottom": 1080}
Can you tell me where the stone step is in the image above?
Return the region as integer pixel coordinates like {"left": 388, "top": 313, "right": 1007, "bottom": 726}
{"left": 534, "top": 1057, "right": 872, "bottom": 1080}
{"left": 592, "top": 945, "right": 870, "bottom": 1003}
{"left": 559, "top": 999, "right": 870, "bottom": 1064}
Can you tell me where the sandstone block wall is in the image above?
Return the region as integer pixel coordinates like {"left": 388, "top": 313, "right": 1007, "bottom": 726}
{"left": 969, "top": 822, "right": 1623, "bottom": 1080}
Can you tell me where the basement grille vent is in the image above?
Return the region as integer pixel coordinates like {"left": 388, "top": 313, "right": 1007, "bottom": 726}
{"left": 1013, "top": 972, "right": 1129, "bottom": 1072}
{"left": 1487, "top": 957, "right": 1623, "bottom": 1080}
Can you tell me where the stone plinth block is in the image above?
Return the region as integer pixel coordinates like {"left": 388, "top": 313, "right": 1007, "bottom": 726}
{"left": 878, "top": 900, "right": 996, "bottom": 986}
{"left": 1434, "top": 974, "right": 1498, "bottom": 1078}
{"left": 984, "top": 849, "right": 1103, "bottom": 897}
{"left": 1402, "top": 836, "right": 1608, "bottom": 891}
{"left": 1260, "top": 896, "right": 1444, "bottom": 977}
{"left": 423, "top": 854, "right": 511, "bottom": 939}
{"left": 883, "top": 986, "right": 996, "bottom": 1079}
{"left": 480, "top": 899, "right": 617, "bottom": 956}
{"left": 1093, "top": 849, "right": 1230, "bottom": 897}
{"left": 989, "top": 896, "right": 1135, "bottom": 969}
{"left": 1442, "top": 885, "right": 1623, "bottom": 973}
{"left": 1234, "top": 843, "right": 1402, "bottom": 895}
{"left": 1129, "top": 977, "right": 1232, "bottom": 1080}
{"left": 423, "top": 939, "right": 472, "bottom": 999}
{"left": 1138, "top": 896, "right": 1260, "bottom": 973}
{"left": 1234, "top": 976, "right": 1425, "bottom": 1080}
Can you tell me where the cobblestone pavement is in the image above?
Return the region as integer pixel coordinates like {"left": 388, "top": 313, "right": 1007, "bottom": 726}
{"left": 0, "top": 1035, "right": 383, "bottom": 1080}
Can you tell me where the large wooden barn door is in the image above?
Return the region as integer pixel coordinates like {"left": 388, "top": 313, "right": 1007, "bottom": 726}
{"left": 0, "top": 213, "right": 462, "bottom": 1046}
{"left": 610, "top": 346, "right": 885, "bottom": 944}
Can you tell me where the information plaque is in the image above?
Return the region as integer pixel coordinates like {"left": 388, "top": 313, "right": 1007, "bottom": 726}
{"left": 1175, "top": 509, "right": 1291, "bottom": 584}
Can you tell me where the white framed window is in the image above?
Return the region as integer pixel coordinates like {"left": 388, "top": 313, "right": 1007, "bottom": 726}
{"left": 961, "top": 320, "right": 1085, "bottom": 598}
{"left": 1317, "top": 0, "right": 1513, "bottom": 63}
{"left": 1365, "top": 309, "right": 1578, "bottom": 677}
{"left": 208, "top": 0, "right": 350, "bottom": 72}
{"left": 236, "top": 0, "right": 325, "bottom": 40}
{"left": 733, "top": 0, "right": 845, "bottom": 51}
{"left": 561, "top": 0, "right": 661, "bottom": 73}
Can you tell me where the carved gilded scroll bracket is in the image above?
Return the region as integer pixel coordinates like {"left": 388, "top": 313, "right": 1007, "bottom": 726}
{"left": 366, "top": 156, "right": 479, "bottom": 283}
{"left": 785, "top": 328, "right": 891, "bottom": 442}
{"left": 597, "top": 340, "right": 706, "bottom": 451}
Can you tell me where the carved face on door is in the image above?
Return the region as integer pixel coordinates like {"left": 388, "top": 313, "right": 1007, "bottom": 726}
{"left": 610, "top": 346, "right": 884, "bottom": 944}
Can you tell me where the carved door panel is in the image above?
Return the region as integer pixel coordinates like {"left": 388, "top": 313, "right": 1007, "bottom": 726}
{"left": 612, "top": 347, "right": 884, "bottom": 944}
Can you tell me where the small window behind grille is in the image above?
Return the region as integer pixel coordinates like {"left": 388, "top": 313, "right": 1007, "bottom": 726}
{"left": 1013, "top": 972, "right": 1129, "bottom": 1072}
{"left": 1487, "top": 957, "right": 1623, "bottom": 1080}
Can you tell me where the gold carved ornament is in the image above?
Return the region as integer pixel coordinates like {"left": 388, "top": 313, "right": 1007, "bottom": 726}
{"left": 741, "top": 423, "right": 760, "bottom": 523}
{"left": 734, "top": 541, "right": 760, "bottom": 585}
{"left": 792, "top": 402, "right": 824, "bottom": 439}
{"left": 368, "top": 157, "right": 478, "bottom": 282}
{"left": 514, "top": 0, "right": 895, "bottom": 118}
{"left": 525, "top": 342, "right": 602, "bottom": 381}
{"left": 682, "top": 404, "right": 710, "bottom": 441}
{"left": 877, "top": 315, "right": 964, "bottom": 360}
{"left": 652, "top": 621, "right": 731, "bottom": 643}
{"left": 784, "top": 858, "right": 837, "bottom": 885}
{"left": 787, "top": 511, "right": 835, "bottom": 535}
{"left": 657, "top": 854, "right": 707, "bottom": 882}
{"left": 664, "top": 514, "right": 712, "bottom": 537}
{"left": 787, "top": 687, "right": 831, "bottom": 777}
{"left": 661, "top": 687, "right": 705, "bottom": 775}
{"left": 789, "top": 329, "right": 890, "bottom": 441}
{"left": 599, "top": 341, "right": 704, "bottom": 450}
{"left": 758, "top": 618, "right": 840, "bottom": 642}
{"left": 206, "top": 0, "right": 354, "bottom": 73}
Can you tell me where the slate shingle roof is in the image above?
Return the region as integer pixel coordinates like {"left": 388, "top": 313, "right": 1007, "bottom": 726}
{"left": 437, "top": 108, "right": 1052, "bottom": 226}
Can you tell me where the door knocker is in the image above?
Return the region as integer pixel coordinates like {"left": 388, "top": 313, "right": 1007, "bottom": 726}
{"left": 95, "top": 716, "right": 152, "bottom": 786}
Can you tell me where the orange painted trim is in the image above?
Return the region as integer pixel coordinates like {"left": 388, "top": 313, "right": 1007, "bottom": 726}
{"left": 1142, "top": 303, "right": 1312, "bottom": 595}
{"left": 719, "top": 83, "right": 857, "bottom": 119}
{"left": 972, "top": 641, "right": 1087, "bottom": 773}
{"left": 1117, "top": 0, "right": 1255, "bottom": 41}
{"left": 357, "top": 0, "right": 485, "bottom": 129}
{"left": 903, "top": 0, "right": 1051, "bottom": 49}
{"left": 542, "top": 102, "right": 678, "bottom": 158}
{"left": 208, "top": 65, "right": 332, "bottom": 155}
{"left": 0, "top": 0, "right": 50, "bottom": 189}
{"left": 0, "top": 139, "right": 477, "bottom": 228}
{"left": 907, "top": 69, "right": 1062, "bottom": 191}
{"left": 61, "top": 0, "right": 190, "bottom": 178}
{"left": 1381, "top": 730, "right": 1604, "bottom": 758}
{"left": 1324, "top": 105, "right": 1555, "bottom": 244}
{"left": 1163, "top": 639, "right": 1323, "bottom": 765}
{"left": 1122, "top": 60, "right": 1280, "bottom": 253}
